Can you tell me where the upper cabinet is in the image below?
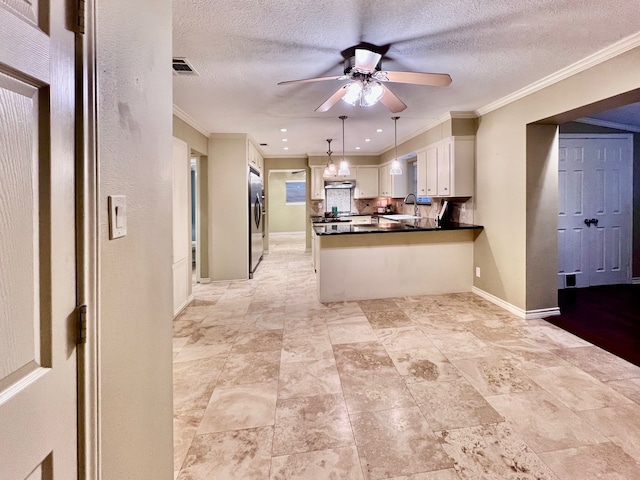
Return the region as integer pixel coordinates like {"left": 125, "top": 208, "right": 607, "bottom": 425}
{"left": 417, "top": 151, "right": 427, "bottom": 197}
{"left": 419, "top": 136, "right": 474, "bottom": 198}
{"left": 379, "top": 159, "right": 408, "bottom": 198}
{"left": 354, "top": 166, "right": 379, "bottom": 199}
{"left": 310, "top": 166, "right": 325, "bottom": 200}
{"left": 247, "top": 141, "right": 264, "bottom": 173}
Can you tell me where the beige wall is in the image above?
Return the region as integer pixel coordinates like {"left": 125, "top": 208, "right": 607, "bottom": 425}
{"left": 97, "top": 0, "right": 174, "bottom": 478}
{"left": 173, "top": 115, "right": 208, "bottom": 155}
{"left": 209, "top": 134, "right": 249, "bottom": 280}
{"left": 474, "top": 47, "right": 640, "bottom": 312}
{"left": 268, "top": 171, "right": 307, "bottom": 233}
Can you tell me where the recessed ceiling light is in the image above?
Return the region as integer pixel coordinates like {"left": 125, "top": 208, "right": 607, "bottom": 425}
{"left": 282, "top": 138, "right": 288, "bottom": 142}
{"left": 365, "top": 138, "right": 371, "bottom": 142}
{"left": 355, "top": 146, "right": 361, "bottom": 150}
{"left": 376, "top": 129, "right": 383, "bottom": 133}
{"left": 280, "top": 128, "right": 287, "bottom": 132}
{"left": 284, "top": 147, "right": 289, "bottom": 150}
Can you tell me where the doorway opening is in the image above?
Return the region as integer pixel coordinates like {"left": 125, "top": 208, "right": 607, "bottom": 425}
{"left": 267, "top": 169, "right": 307, "bottom": 236}
{"left": 533, "top": 94, "right": 640, "bottom": 365}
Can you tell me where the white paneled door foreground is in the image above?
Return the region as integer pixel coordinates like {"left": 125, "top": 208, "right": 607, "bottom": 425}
{"left": 0, "top": 1, "right": 79, "bottom": 478}
{"left": 558, "top": 134, "right": 632, "bottom": 288}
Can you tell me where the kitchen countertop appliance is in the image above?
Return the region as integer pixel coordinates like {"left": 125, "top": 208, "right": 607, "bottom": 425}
{"left": 249, "top": 167, "right": 265, "bottom": 278}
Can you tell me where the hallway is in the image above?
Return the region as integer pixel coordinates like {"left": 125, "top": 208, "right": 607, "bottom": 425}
{"left": 172, "top": 233, "right": 640, "bottom": 479}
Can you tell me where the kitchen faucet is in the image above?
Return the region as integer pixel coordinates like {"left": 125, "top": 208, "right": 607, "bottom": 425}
{"left": 403, "top": 193, "right": 419, "bottom": 217}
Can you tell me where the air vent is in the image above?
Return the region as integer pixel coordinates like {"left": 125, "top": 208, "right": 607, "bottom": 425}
{"left": 172, "top": 58, "right": 199, "bottom": 76}
{"left": 259, "top": 143, "right": 268, "bottom": 147}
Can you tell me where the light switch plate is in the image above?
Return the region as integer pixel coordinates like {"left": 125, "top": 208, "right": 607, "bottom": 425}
{"left": 108, "top": 195, "right": 127, "bottom": 239}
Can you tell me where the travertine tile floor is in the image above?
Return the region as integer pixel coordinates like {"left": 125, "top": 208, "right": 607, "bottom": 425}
{"left": 173, "top": 233, "right": 640, "bottom": 479}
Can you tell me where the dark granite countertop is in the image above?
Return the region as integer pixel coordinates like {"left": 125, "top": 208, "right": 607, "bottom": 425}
{"left": 313, "top": 219, "right": 483, "bottom": 236}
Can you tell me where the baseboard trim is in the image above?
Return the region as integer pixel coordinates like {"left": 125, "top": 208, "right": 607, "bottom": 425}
{"left": 198, "top": 277, "right": 211, "bottom": 284}
{"left": 173, "top": 294, "right": 194, "bottom": 318}
{"left": 632, "top": 277, "right": 640, "bottom": 285}
{"left": 471, "top": 287, "right": 560, "bottom": 320}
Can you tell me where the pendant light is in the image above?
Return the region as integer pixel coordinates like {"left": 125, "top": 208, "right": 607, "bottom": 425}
{"left": 337, "top": 115, "right": 351, "bottom": 176}
{"left": 390, "top": 116, "right": 402, "bottom": 175}
{"left": 323, "top": 138, "right": 337, "bottom": 176}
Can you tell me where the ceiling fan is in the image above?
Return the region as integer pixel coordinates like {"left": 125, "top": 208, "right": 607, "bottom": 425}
{"left": 277, "top": 46, "right": 452, "bottom": 113}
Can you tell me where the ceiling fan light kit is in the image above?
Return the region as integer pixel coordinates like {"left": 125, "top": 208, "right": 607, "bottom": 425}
{"left": 278, "top": 46, "right": 451, "bottom": 113}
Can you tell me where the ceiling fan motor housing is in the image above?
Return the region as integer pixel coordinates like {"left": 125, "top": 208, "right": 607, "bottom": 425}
{"left": 343, "top": 55, "right": 382, "bottom": 75}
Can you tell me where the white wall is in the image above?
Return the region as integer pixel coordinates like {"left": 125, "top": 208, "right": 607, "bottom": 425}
{"left": 96, "top": 1, "right": 174, "bottom": 478}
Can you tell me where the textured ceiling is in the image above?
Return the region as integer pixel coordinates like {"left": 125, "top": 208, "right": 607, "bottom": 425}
{"left": 172, "top": 0, "right": 640, "bottom": 156}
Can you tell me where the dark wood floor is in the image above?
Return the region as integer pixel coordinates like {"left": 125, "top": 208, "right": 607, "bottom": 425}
{"left": 544, "top": 284, "right": 640, "bottom": 367}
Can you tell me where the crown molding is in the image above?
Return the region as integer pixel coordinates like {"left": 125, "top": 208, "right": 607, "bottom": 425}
{"left": 173, "top": 105, "right": 211, "bottom": 137}
{"left": 575, "top": 117, "right": 640, "bottom": 133}
{"left": 476, "top": 31, "right": 640, "bottom": 117}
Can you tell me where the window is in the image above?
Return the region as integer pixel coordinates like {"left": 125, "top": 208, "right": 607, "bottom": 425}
{"left": 285, "top": 180, "right": 306, "bottom": 204}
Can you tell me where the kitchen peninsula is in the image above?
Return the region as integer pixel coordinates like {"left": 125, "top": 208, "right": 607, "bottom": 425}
{"left": 312, "top": 216, "right": 483, "bottom": 302}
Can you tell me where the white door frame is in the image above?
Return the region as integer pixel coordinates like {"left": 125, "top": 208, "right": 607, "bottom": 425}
{"left": 76, "top": 0, "right": 101, "bottom": 478}
{"left": 558, "top": 133, "right": 634, "bottom": 288}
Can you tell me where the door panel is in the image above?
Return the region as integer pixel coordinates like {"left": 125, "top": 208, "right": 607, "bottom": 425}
{"left": 558, "top": 135, "right": 632, "bottom": 288}
{"left": 0, "top": 2, "right": 78, "bottom": 478}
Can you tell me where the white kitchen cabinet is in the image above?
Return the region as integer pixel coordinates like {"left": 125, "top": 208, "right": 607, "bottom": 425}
{"left": 310, "top": 166, "right": 325, "bottom": 200}
{"left": 354, "top": 166, "right": 378, "bottom": 199}
{"left": 247, "top": 141, "right": 263, "bottom": 173}
{"left": 416, "top": 151, "right": 427, "bottom": 197}
{"left": 426, "top": 145, "right": 438, "bottom": 196}
{"left": 379, "top": 159, "right": 408, "bottom": 198}
{"left": 424, "top": 136, "right": 474, "bottom": 197}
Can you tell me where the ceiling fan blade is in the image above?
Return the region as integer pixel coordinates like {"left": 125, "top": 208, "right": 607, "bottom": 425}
{"left": 278, "top": 75, "right": 342, "bottom": 86}
{"left": 315, "top": 85, "right": 348, "bottom": 113}
{"left": 384, "top": 71, "right": 452, "bottom": 87}
{"left": 379, "top": 84, "right": 407, "bottom": 113}
{"left": 354, "top": 49, "right": 382, "bottom": 72}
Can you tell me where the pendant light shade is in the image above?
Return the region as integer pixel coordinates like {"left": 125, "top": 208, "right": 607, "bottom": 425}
{"left": 337, "top": 115, "right": 351, "bottom": 176}
{"left": 390, "top": 116, "right": 402, "bottom": 175}
{"left": 323, "top": 138, "right": 337, "bottom": 176}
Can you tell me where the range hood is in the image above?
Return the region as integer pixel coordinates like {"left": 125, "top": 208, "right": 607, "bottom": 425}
{"left": 324, "top": 180, "right": 355, "bottom": 189}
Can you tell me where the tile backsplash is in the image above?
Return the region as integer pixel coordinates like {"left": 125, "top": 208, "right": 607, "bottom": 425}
{"left": 310, "top": 196, "right": 474, "bottom": 223}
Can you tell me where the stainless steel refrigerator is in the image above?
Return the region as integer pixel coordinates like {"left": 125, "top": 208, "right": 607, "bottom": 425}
{"left": 249, "top": 167, "right": 264, "bottom": 278}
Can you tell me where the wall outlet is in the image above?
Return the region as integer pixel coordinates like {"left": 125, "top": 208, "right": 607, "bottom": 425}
{"left": 475, "top": 267, "right": 481, "bottom": 278}
{"left": 461, "top": 203, "right": 466, "bottom": 213}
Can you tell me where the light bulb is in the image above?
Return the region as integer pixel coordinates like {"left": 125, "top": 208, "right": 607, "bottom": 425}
{"left": 362, "top": 81, "right": 384, "bottom": 106}
{"left": 338, "top": 160, "right": 350, "bottom": 176}
{"left": 390, "top": 159, "right": 402, "bottom": 175}
{"left": 342, "top": 81, "right": 363, "bottom": 106}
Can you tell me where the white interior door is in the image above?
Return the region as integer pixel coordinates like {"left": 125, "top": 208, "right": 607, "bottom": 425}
{"left": 558, "top": 134, "right": 633, "bottom": 288}
{"left": 0, "top": 1, "right": 78, "bottom": 478}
